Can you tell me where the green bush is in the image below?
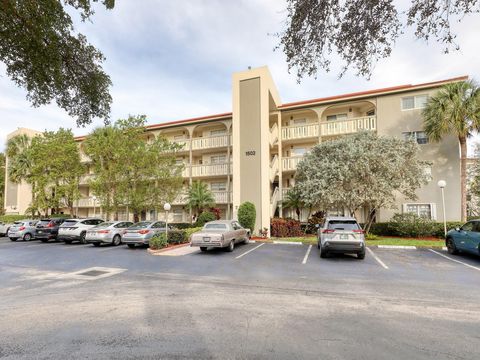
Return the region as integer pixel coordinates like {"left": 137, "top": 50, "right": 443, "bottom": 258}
{"left": 167, "top": 230, "right": 187, "bottom": 245}
{"left": 50, "top": 214, "right": 72, "bottom": 218}
{"left": 305, "top": 211, "right": 325, "bottom": 234}
{"left": 238, "top": 202, "right": 255, "bottom": 232}
{"left": 0, "top": 214, "right": 30, "bottom": 223}
{"left": 195, "top": 211, "right": 216, "bottom": 227}
{"left": 171, "top": 222, "right": 193, "bottom": 229}
{"left": 365, "top": 233, "right": 380, "bottom": 241}
{"left": 150, "top": 233, "right": 168, "bottom": 250}
{"left": 184, "top": 227, "right": 203, "bottom": 241}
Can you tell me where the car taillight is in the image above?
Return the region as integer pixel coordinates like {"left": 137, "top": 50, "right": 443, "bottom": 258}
{"left": 48, "top": 222, "right": 55, "bottom": 228}
{"left": 138, "top": 230, "right": 150, "bottom": 234}
{"left": 98, "top": 230, "right": 110, "bottom": 234}
{"left": 322, "top": 229, "right": 335, "bottom": 233}
{"left": 19, "top": 226, "right": 26, "bottom": 231}
{"left": 353, "top": 230, "right": 365, "bottom": 234}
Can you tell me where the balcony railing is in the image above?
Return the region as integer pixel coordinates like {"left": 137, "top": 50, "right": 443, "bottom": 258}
{"left": 191, "top": 135, "right": 231, "bottom": 150}
{"left": 282, "top": 156, "right": 303, "bottom": 171}
{"left": 282, "top": 123, "right": 319, "bottom": 140}
{"left": 191, "top": 162, "right": 231, "bottom": 177}
{"left": 281, "top": 116, "right": 377, "bottom": 140}
{"left": 173, "top": 191, "right": 232, "bottom": 205}
{"left": 76, "top": 197, "right": 96, "bottom": 207}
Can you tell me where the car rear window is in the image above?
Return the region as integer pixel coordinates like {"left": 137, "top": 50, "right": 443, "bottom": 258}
{"left": 62, "top": 220, "right": 79, "bottom": 227}
{"left": 129, "top": 222, "right": 152, "bottom": 230}
{"left": 327, "top": 221, "right": 360, "bottom": 231}
{"left": 37, "top": 220, "right": 51, "bottom": 226}
{"left": 204, "top": 223, "right": 228, "bottom": 230}
{"left": 13, "top": 221, "right": 23, "bottom": 225}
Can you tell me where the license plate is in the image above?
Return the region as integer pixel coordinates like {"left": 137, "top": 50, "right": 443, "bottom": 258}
{"left": 340, "top": 234, "right": 348, "bottom": 240}
{"left": 37, "top": 231, "right": 43, "bottom": 234}
{"left": 203, "top": 237, "right": 211, "bottom": 242}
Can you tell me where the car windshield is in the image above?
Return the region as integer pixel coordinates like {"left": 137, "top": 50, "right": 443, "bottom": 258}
{"left": 327, "top": 221, "right": 360, "bottom": 231}
{"left": 204, "top": 223, "right": 228, "bottom": 230}
{"left": 128, "top": 222, "right": 152, "bottom": 230}
{"left": 62, "top": 220, "right": 79, "bottom": 226}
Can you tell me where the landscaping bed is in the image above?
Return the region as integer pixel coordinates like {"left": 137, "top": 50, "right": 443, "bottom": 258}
{"left": 270, "top": 236, "right": 445, "bottom": 248}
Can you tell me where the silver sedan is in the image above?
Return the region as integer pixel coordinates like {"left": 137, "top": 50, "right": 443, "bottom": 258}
{"left": 85, "top": 221, "right": 134, "bottom": 247}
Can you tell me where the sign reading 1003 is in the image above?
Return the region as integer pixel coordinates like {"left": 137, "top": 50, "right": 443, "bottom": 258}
{"left": 245, "top": 150, "right": 256, "bottom": 156}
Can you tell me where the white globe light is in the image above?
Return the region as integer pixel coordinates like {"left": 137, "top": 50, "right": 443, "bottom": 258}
{"left": 437, "top": 180, "right": 447, "bottom": 188}
{"left": 92, "top": 195, "right": 97, "bottom": 200}
{"left": 163, "top": 203, "right": 171, "bottom": 211}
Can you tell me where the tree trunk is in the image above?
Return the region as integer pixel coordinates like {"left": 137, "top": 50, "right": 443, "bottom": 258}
{"left": 460, "top": 136, "right": 467, "bottom": 222}
{"left": 296, "top": 207, "right": 300, "bottom": 221}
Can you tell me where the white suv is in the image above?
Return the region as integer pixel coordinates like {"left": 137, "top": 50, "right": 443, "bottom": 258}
{"left": 58, "top": 218, "right": 104, "bottom": 244}
{"left": 317, "top": 216, "right": 366, "bottom": 259}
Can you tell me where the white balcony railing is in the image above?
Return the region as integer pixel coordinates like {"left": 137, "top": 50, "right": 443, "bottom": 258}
{"left": 191, "top": 162, "right": 231, "bottom": 177}
{"left": 270, "top": 155, "right": 279, "bottom": 182}
{"left": 320, "top": 116, "right": 377, "bottom": 136}
{"left": 282, "top": 156, "right": 303, "bottom": 171}
{"left": 281, "top": 116, "right": 377, "bottom": 141}
{"left": 191, "top": 135, "right": 231, "bottom": 150}
{"left": 172, "top": 191, "right": 231, "bottom": 205}
{"left": 282, "top": 123, "right": 319, "bottom": 140}
{"left": 77, "top": 197, "right": 96, "bottom": 207}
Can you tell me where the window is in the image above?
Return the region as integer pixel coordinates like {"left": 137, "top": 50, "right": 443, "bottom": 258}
{"left": 404, "top": 203, "right": 435, "bottom": 219}
{"left": 173, "top": 135, "right": 185, "bottom": 141}
{"left": 326, "top": 113, "right": 348, "bottom": 121}
{"left": 211, "top": 182, "right": 227, "bottom": 191}
{"left": 173, "top": 209, "right": 183, "bottom": 222}
{"left": 210, "top": 129, "right": 226, "bottom": 136}
{"left": 366, "top": 109, "right": 375, "bottom": 116}
{"left": 401, "top": 95, "right": 429, "bottom": 110}
{"left": 211, "top": 155, "right": 226, "bottom": 164}
{"left": 204, "top": 223, "right": 227, "bottom": 230}
{"left": 292, "top": 147, "right": 307, "bottom": 156}
{"left": 461, "top": 222, "right": 474, "bottom": 232}
{"left": 403, "top": 131, "right": 429, "bottom": 144}
{"left": 327, "top": 220, "right": 360, "bottom": 231}
{"left": 176, "top": 159, "right": 184, "bottom": 165}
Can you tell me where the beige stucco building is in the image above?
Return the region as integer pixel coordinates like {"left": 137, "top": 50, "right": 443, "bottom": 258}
{"left": 3, "top": 66, "right": 466, "bottom": 232}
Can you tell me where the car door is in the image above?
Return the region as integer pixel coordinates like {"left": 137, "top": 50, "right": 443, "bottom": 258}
{"left": 455, "top": 222, "right": 474, "bottom": 251}
{"left": 466, "top": 221, "right": 480, "bottom": 254}
{"left": 231, "top": 222, "right": 244, "bottom": 242}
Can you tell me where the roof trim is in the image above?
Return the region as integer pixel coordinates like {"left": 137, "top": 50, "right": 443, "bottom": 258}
{"left": 279, "top": 75, "right": 469, "bottom": 109}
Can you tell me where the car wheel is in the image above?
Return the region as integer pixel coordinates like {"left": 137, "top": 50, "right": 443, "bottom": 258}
{"left": 112, "top": 235, "right": 121, "bottom": 246}
{"left": 446, "top": 238, "right": 458, "bottom": 255}
{"left": 226, "top": 241, "right": 234, "bottom": 252}
{"left": 93, "top": 242, "right": 101, "bottom": 247}
{"left": 357, "top": 251, "right": 366, "bottom": 260}
{"left": 10, "top": 238, "right": 16, "bottom": 241}
{"left": 80, "top": 232, "right": 87, "bottom": 244}
{"left": 200, "top": 246, "right": 208, "bottom": 252}
{"left": 319, "top": 246, "right": 328, "bottom": 258}
{"left": 64, "top": 240, "right": 72, "bottom": 244}
{"left": 127, "top": 244, "right": 136, "bottom": 249}
{"left": 23, "top": 233, "right": 32, "bottom": 241}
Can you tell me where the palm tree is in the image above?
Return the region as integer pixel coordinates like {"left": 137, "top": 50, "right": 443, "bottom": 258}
{"left": 423, "top": 80, "right": 480, "bottom": 222}
{"left": 283, "top": 186, "right": 304, "bottom": 221}
{"left": 186, "top": 180, "right": 215, "bottom": 217}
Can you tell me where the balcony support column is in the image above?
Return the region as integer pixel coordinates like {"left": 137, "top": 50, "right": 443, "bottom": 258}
{"left": 277, "top": 112, "right": 283, "bottom": 218}
{"left": 188, "top": 129, "right": 193, "bottom": 224}
{"left": 227, "top": 127, "right": 232, "bottom": 219}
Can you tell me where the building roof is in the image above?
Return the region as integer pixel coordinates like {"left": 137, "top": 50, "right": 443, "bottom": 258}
{"left": 74, "top": 75, "right": 467, "bottom": 141}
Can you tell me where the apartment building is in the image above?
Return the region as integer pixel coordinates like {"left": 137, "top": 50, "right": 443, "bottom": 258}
{"left": 4, "top": 66, "right": 465, "bottom": 232}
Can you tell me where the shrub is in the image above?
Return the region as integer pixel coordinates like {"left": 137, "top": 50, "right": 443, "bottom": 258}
{"left": 365, "top": 233, "right": 380, "bottom": 241}
{"left": 305, "top": 211, "right": 325, "bottom": 234}
{"left": 150, "top": 233, "right": 168, "bottom": 250}
{"left": 270, "top": 218, "right": 303, "bottom": 237}
{"left": 50, "top": 213, "right": 72, "bottom": 218}
{"left": 209, "top": 207, "right": 221, "bottom": 220}
{"left": 171, "top": 222, "right": 192, "bottom": 230}
{"left": 389, "top": 213, "right": 437, "bottom": 238}
{"left": 369, "top": 222, "right": 395, "bottom": 236}
{"left": 184, "top": 227, "right": 203, "bottom": 241}
{"left": 195, "top": 211, "right": 216, "bottom": 227}
{"left": 238, "top": 202, "right": 256, "bottom": 232}
{"left": 0, "top": 214, "right": 30, "bottom": 223}
{"left": 167, "top": 230, "right": 187, "bottom": 245}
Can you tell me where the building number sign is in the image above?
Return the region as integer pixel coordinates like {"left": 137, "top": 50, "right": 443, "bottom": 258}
{"left": 245, "top": 150, "right": 256, "bottom": 156}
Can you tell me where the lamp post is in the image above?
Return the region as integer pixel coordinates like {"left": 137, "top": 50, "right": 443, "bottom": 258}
{"left": 437, "top": 180, "right": 447, "bottom": 237}
{"left": 92, "top": 195, "right": 97, "bottom": 218}
{"left": 163, "top": 203, "right": 171, "bottom": 238}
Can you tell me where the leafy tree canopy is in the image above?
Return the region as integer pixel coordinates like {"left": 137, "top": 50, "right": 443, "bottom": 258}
{"left": 0, "top": 0, "right": 114, "bottom": 126}
{"left": 277, "top": 0, "right": 479, "bottom": 80}
{"left": 294, "top": 132, "right": 431, "bottom": 229}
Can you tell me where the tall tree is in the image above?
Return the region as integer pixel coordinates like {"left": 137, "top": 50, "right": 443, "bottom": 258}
{"left": 295, "top": 132, "right": 431, "bottom": 232}
{"left": 0, "top": 0, "right": 114, "bottom": 126}
{"left": 282, "top": 186, "right": 304, "bottom": 221}
{"left": 423, "top": 80, "right": 480, "bottom": 222}
{"left": 186, "top": 181, "right": 215, "bottom": 217}
{"left": 277, "top": 0, "right": 479, "bottom": 80}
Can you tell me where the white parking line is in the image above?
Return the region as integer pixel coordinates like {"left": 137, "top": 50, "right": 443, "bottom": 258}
{"left": 366, "top": 247, "right": 389, "bottom": 269}
{"left": 429, "top": 249, "right": 480, "bottom": 272}
{"left": 302, "top": 244, "right": 312, "bottom": 264}
{"left": 235, "top": 243, "right": 265, "bottom": 259}
{"left": 98, "top": 245, "right": 123, "bottom": 252}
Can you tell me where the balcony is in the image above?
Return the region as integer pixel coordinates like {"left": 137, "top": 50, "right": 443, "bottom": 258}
{"left": 281, "top": 116, "right": 376, "bottom": 141}
{"left": 172, "top": 191, "right": 231, "bottom": 205}
{"left": 79, "top": 174, "right": 94, "bottom": 185}
{"left": 76, "top": 197, "right": 97, "bottom": 207}
{"left": 191, "top": 134, "right": 231, "bottom": 151}
{"left": 282, "top": 156, "right": 303, "bottom": 171}
{"left": 191, "top": 162, "right": 231, "bottom": 177}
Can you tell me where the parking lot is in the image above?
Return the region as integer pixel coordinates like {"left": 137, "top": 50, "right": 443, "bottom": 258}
{"left": 1, "top": 236, "right": 479, "bottom": 359}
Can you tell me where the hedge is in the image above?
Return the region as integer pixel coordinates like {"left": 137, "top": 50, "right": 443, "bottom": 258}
{"left": 184, "top": 227, "right": 203, "bottom": 240}
{"left": 0, "top": 215, "right": 30, "bottom": 223}
{"left": 195, "top": 211, "right": 216, "bottom": 227}
{"left": 171, "top": 222, "right": 193, "bottom": 229}
{"left": 271, "top": 218, "right": 303, "bottom": 237}
{"left": 150, "top": 230, "right": 190, "bottom": 249}
{"left": 369, "top": 219, "right": 464, "bottom": 238}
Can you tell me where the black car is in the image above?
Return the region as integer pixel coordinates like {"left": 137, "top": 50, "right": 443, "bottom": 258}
{"left": 35, "top": 218, "right": 66, "bottom": 242}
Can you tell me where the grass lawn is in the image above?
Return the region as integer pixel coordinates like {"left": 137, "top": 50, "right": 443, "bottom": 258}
{"left": 271, "top": 236, "right": 445, "bottom": 247}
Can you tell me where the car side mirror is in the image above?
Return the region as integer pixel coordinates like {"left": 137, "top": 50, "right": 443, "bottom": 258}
{"left": 455, "top": 227, "right": 460, "bottom": 232}
{"left": 315, "top": 224, "right": 320, "bottom": 228}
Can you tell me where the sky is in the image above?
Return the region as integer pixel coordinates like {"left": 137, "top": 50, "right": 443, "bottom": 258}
{"left": 1, "top": 0, "right": 480, "bottom": 152}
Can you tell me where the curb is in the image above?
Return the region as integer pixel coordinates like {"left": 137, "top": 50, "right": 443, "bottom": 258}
{"left": 147, "top": 243, "right": 189, "bottom": 255}
{"left": 272, "top": 241, "right": 303, "bottom": 245}
{"left": 377, "top": 245, "right": 417, "bottom": 250}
